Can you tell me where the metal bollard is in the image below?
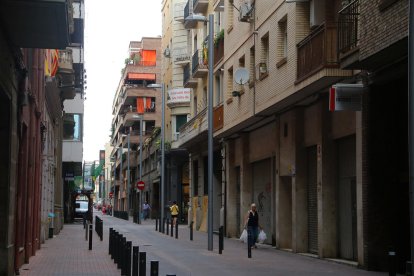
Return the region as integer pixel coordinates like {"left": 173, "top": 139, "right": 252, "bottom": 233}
{"left": 155, "top": 218, "right": 158, "bottom": 231}
{"left": 150, "top": 261, "right": 159, "bottom": 276}
{"left": 219, "top": 226, "right": 223, "bottom": 254}
{"left": 121, "top": 237, "right": 127, "bottom": 275}
{"left": 109, "top": 228, "right": 113, "bottom": 256}
{"left": 126, "top": 241, "right": 132, "bottom": 276}
{"left": 388, "top": 251, "right": 396, "bottom": 276}
{"left": 190, "top": 221, "right": 193, "bottom": 241}
{"left": 133, "top": 246, "right": 139, "bottom": 276}
{"left": 159, "top": 216, "right": 162, "bottom": 233}
{"left": 170, "top": 221, "right": 173, "bottom": 237}
{"left": 85, "top": 220, "right": 88, "bottom": 241}
{"left": 88, "top": 224, "right": 93, "bottom": 250}
{"left": 247, "top": 228, "right": 252, "bottom": 258}
{"left": 139, "top": 252, "right": 146, "bottom": 276}
{"left": 117, "top": 235, "right": 122, "bottom": 269}
{"left": 175, "top": 222, "right": 178, "bottom": 239}
{"left": 166, "top": 219, "right": 169, "bottom": 235}
{"left": 163, "top": 218, "right": 166, "bottom": 234}
{"left": 112, "top": 231, "right": 119, "bottom": 264}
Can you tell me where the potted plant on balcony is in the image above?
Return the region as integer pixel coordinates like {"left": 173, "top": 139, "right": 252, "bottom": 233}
{"left": 214, "top": 29, "right": 224, "bottom": 48}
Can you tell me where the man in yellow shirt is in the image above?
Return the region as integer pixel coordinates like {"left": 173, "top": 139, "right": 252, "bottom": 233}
{"left": 170, "top": 201, "right": 179, "bottom": 226}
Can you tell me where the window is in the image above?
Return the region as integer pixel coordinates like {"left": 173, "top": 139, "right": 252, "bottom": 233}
{"left": 250, "top": 46, "right": 255, "bottom": 85}
{"left": 193, "top": 95, "right": 198, "bottom": 116}
{"left": 227, "top": 67, "right": 233, "bottom": 99}
{"left": 227, "top": 0, "right": 234, "bottom": 32}
{"left": 260, "top": 34, "right": 269, "bottom": 76}
{"left": 63, "top": 113, "right": 82, "bottom": 141}
{"left": 175, "top": 115, "right": 187, "bottom": 132}
{"left": 193, "top": 160, "right": 198, "bottom": 197}
{"left": 277, "top": 16, "right": 288, "bottom": 67}
{"left": 215, "top": 74, "right": 223, "bottom": 105}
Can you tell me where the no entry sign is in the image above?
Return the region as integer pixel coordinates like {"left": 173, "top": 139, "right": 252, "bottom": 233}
{"left": 136, "top": 181, "right": 145, "bottom": 191}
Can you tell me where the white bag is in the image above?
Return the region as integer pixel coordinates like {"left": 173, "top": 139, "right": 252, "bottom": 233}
{"left": 239, "top": 229, "right": 248, "bottom": 243}
{"left": 258, "top": 230, "right": 267, "bottom": 244}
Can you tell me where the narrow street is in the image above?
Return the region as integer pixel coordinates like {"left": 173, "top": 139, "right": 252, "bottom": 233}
{"left": 19, "top": 211, "right": 387, "bottom": 276}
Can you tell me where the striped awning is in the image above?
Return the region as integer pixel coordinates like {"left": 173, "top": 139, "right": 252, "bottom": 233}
{"left": 127, "top": 73, "right": 156, "bottom": 80}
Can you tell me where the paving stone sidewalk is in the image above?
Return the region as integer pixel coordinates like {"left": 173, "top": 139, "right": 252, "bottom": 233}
{"left": 19, "top": 222, "right": 118, "bottom": 276}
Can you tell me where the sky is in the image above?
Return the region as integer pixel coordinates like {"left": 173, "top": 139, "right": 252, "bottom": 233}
{"left": 83, "top": 0, "right": 162, "bottom": 161}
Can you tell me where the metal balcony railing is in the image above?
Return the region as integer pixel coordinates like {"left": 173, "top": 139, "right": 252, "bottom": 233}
{"left": 184, "top": 63, "right": 191, "bottom": 85}
{"left": 338, "top": 0, "right": 359, "bottom": 55}
{"left": 184, "top": 1, "right": 190, "bottom": 20}
{"left": 192, "top": 49, "right": 208, "bottom": 75}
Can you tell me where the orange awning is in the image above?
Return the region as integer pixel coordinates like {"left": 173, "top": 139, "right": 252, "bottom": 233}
{"left": 127, "top": 73, "right": 156, "bottom": 80}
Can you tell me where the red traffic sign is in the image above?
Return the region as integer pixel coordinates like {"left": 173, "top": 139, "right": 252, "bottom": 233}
{"left": 109, "top": 192, "right": 113, "bottom": 198}
{"left": 136, "top": 181, "right": 145, "bottom": 191}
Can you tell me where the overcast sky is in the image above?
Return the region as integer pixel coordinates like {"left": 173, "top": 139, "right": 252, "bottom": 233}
{"left": 84, "top": 0, "right": 162, "bottom": 161}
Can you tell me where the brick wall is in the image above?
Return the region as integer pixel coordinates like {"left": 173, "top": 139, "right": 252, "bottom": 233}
{"left": 359, "top": 0, "right": 408, "bottom": 61}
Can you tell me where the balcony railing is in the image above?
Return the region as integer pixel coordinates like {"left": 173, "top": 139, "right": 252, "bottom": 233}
{"left": 184, "top": 1, "right": 190, "bottom": 20}
{"left": 338, "top": 0, "right": 359, "bottom": 56}
{"left": 296, "top": 23, "right": 338, "bottom": 82}
{"left": 184, "top": 63, "right": 198, "bottom": 88}
{"left": 192, "top": 49, "right": 208, "bottom": 78}
{"left": 214, "top": 38, "right": 224, "bottom": 66}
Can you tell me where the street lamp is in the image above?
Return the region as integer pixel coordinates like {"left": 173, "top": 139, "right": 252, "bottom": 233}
{"left": 185, "top": 13, "right": 214, "bottom": 251}
{"left": 131, "top": 113, "right": 143, "bottom": 224}
{"left": 121, "top": 132, "right": 131, "bottom": 215}
{"left": 147, "top": 83, "right": 165, "bottom": 233}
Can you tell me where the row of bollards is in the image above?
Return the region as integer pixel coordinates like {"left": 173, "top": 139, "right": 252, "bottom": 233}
{"left": 110, "top": 228, "right": 174, "bottom": 276}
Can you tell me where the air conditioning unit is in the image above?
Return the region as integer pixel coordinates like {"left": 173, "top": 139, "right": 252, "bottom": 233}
{"left": 239, "top": 3, "right": 253, "bottom": 22}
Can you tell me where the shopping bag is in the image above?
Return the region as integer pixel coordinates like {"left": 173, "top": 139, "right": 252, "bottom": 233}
{"left": 239, "top": 229, "right": 248, "bottom": 243}
{"left": 258, "top": 230, "right": 267, "bottom": 244}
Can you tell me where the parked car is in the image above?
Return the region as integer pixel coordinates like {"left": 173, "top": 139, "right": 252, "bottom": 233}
{"left": 75, "top": 200, "right": 89, "bottom": 218}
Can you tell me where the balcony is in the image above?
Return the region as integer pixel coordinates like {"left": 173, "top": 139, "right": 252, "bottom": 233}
{"left": 57, "top": 49, "right": 74, "bottom": 74}
{"left": 178, "top": 108, "right": 207, "bottom": 148}
{"left": 338, "top": 0, "right": 360, "bottom": 68}
{"left": 0, "top": 0, "right": 70, "bottom": 49}
{"left": 174, "top": 2, "right": 186, "bottom": 22}
{"left": 192, "top": 49, "right": 208, "bottom": 78}
{"left": 193, "top": 0, "right": 208, "bottom": 13}
{"left": 184, "top": 1, "right": 197, "bottom": 29}
{"left": 213, "top": 104, "right": 223, "bottom": 132}
{"left": 57, "top": 49, "right": 75, "bottom": 100}
{"left": 123, "top": 109, "right": 157, "bottom": 128}
{"left": 183, "top": 63, "right": 197, "bottom": 88}
{"left": 214, "top": 37, "right": 224, "bottom": 66}
{"left": 296, "top": 23, "right": 338, "bottom": 83}
{"left": 173, "top": 47, "right": 191, "bottom": 66}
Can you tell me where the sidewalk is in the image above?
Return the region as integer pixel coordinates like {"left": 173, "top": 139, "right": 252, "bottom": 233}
{"left": 17, "top": 211, "right": 388, "bottom": 276}
{"left": 19, "top": 221, "right": 118, "bottom": 276}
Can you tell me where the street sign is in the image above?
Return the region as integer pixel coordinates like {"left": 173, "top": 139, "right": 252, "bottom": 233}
{"left": 136, "top": 181, "right": 145, "bottom": 191}
{"left": 109, "top": 192, "right": 113, "bottom": 198}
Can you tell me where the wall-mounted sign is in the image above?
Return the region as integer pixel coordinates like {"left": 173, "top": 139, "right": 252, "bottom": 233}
{"left": 167, "top": 88, "right": 191, "bottom": 104}
{"left": 329, "top": 83, "right": 364, "bottom": 111}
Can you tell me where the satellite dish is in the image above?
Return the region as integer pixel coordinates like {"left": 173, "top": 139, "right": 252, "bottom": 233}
{"left": 234, "top": 68, "right": 249, "bottom": 85}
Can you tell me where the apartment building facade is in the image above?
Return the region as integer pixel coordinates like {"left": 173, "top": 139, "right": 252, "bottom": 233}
{"left": 62, "top": 0, "right": 86, "bottom": 223}
{"left": 173, "top": 0, "right": 410, "bottom": 272}
{"left": 161, "top": 0, "right": 191, "bottom": 222}
{"left": 337, "top": 0, "right": 409, "bottom": 272}
{"left": 0, "top": 1, "right": 75, "bottom": 275}
{"left": 110, "top": 38, "right": 162, "bottom": 216}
